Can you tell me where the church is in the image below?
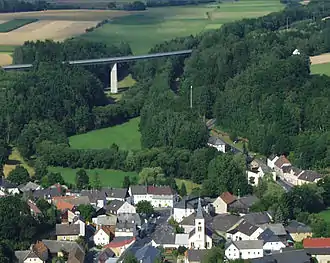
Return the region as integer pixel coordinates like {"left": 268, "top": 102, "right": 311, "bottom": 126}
{"left": 188, "top": 198, "right": 213, "bottom": 249}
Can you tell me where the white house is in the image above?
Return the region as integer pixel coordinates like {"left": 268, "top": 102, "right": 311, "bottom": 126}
{"left": 227, "top": 220, "right": 263, "bottom": 241}
{"left": 188, "top": 198, "right": 213, "bottom": 250}
{"left": 258, "top": 228, "right": 286, "bottom": 252}
{"left": 207, "top": 136, "right": 226, "bottom": 153}
{"left": 93, "top": 226, "right": 113, "bottom": 246}
{"left": 225, "top": 240, "right": 264, "bottom": 260}
{"left": 173, "top": 196, "right": 211, "bottom": 222}
{"left": 115, "top": 221, "right": 138, "bottom": 237}
{"left": 106, "top": 200, "right": 136, "bottom": 215}
{"left": 0, "top": 177, "right": 20, "bottom": 195}
{"left": 292, "top": 49, "right": 301, "bottom": 55}
{"left": 247, "top": 160, "right": 276, "bottom": 186}
{"left": 267, "top": 155, "right": 279, "bottom": 170}
{"left": 73, "top": 216, "right": 86, "bottom": 237}
{"left": 129, "top": 185, "right": 174, "bottom": 208}
{"left": 212, "top": 192, "right": 237, "bottom": 214}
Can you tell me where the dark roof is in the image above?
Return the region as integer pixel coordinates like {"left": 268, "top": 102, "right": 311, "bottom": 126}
{"left": 305, "top": 248, "right": 330, "bottom": 255}
{"left": 243, "top": 212, "right": 272, "bottom": 226}
{"left": 174, "top": 196, "right": 211, "bottom": 209}
{"left": 220, "top": 192, "right": 237, "bottom": 205}
{"left": 80, "top": 190, "right": 105, "bottom": 203}
{"left": 42, "top": 240, "right": 80, "bottom": 254}
{"left": 179, "top": 212, "right": 213, "bottom": 226}
{"left": 298, "top": 170, "right": 322, "bottom": 182}
{"left": 237, "top": 195, "right": 259, "bottom": 207}
{"left": 187, "top": 249, "right": 208, "bottom": 262}
{"left": 0, "top": 177, "right": 17, "bottom": 188}
{"left": 102, "top": 187, "right": 128, "bottom": 199}
{"left": 227, "top": 220, "right": 259, "bottom": 236}
{"left": 56, "top": 224, "right": 80, "bottom": 236}
{"left": 98, "top": 248, "right": 115, "bottom": 263}
{"left": 251, "top": 249, "right": 311, "bottom": 263}
{"left": 130, "top": 185, "right": 147, "bottom": 195}
{"left": 32, "top": 187, "right": 62, "bottom": 199}
{"left": 258, "top": 228, "right": 281, "bottom": 243}
{"left": 151, "top": 225, "right": 176, "bottom": 245}
{"left": 208, "top": 136, "right": 226, "bottom": 146}
{"left": 19, "top": 182, "right": 41, "bottom": 192}
{"left": 67, "top": 244, "right": 85, "bottom": 263}
{"left": 15, "top": 250, "right": 30, "bottom": 263}
{"left": 117, "top": 213, "right": 141, "bottom": 226}
{"left": 285, "top": 220, "right": 312, "bottom": 234}
{"left": 105, "top": 199, "right": 124, "bottom": 213}
{"left": 196, "top": 198, "right": 204, "bottom": 219}
{"left": 189, "top": 227, "right": 213, "bottom": 238}
{"left": 134, "top": 244, "right": 160, "bottom": 263}
{"left": 211, "top": 214, "right": 240, "bottom": 232}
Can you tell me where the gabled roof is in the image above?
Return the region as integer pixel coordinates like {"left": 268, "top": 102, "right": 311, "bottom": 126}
{"left": 67, "top": 244, "right": 85, "bottom": 263}
{"left": 179, "top": 211, "right": 213, "bottom": 226}
{"left": 105, "top": 236, "right": 135, "bottom": 248}
{"left": 32, "top": 187, "right": 62, "bottom": 199}
{"left": 96, "top": 226, "right": 113, "bottom": 237}
{"left": 130, "top": 185, "right": 147, "bottom": 195}
{"left": 14, "top": 250, "right": 30, "bottom": 263}
{"left": 286, "top": 220, "right": 312, "bottom": 234}
{"left": 93, "top": 214, "right": 117, "bottom": 226}
{"left": 98, "top": 248, "right": 115, "bottom": 262}
{"left": 251, "top": 249, "right": 311, "bottom": 263}
{"left": 298, "top": 170, "right": 322, "bottom": 182}
{"left": 208, "top": 136, "right": 226, "bottom": 146}
{"left": 243, "top": 212, "right": 272, "bottom": 226}
{"left": 19, "top": 182, "right": 41, "bottom": 192}
{"left": 219, "top": 192, "right": 236, "bottom": 205}
{"left": 227, "top": 220, "right": 259, "bottom": 236}
{"left": 303, "top": 238, "right": 330, "bottom": 248}
{"left": 260, "top": 223, "right": 286, "bottom": 236}
{"left": 147, "top": 185, "right": 173, "bottom": 195}
{"left": 211, "top": 214, "right": 240, "bottom": 232}
{"left": 80, "top": 190, "right": 106, "bottom": 203}
{"left": 32, "top": 241, "right": 48, "bottom": 261}
{"left": 106, "top": 199, "right": 125, "bottom": 213}
{"left": 102, "top": 187, "right": 128, "bottom": 199}
{"left": 27, "top": 200, "right": 42, "bottom": 215}
{"left": 135, "top": 244, "right": 160, "bottom": 263}
{"left": 231, "top": 240, "right": 263, "bottom": 250}
{"left": 55, "top": 200, "right": 75, "bottom": 211}
{"left": 0, "top": 177, "right": 17, "bottom": 188}
{"left": 187, "top": 249, "right": 207, "bottom": 262}
{"left": 41, "top": 240, "right": 80, "bottom": 254}
{"left": 274, "top": 155, "right": 291, "bottom": 168}
{"left": 56, "top": 224, "right": 80, "bottom": 236}
{"left": 258, "top": 228, "right": 281, "bottom": 243}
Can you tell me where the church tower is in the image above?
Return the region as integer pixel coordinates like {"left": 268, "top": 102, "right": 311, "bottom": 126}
{"left": 194, "top": 197, "right": 205, "bottom": 249}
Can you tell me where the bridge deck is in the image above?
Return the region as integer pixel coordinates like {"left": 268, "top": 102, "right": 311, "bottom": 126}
{"left": 1, "top": 50, "right": 193, "bottom": 71}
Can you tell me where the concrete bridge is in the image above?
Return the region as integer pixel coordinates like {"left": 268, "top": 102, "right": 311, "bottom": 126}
{"left": 1, "top": 50, "right": 193, "bottom": 93}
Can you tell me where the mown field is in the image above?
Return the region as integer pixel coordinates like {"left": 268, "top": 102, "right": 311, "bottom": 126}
{"left": 69, "top": 117, "right": 141, "bottom": 151}
{"left": 80, "top": 0, "right": 283, "bottom": 54}
{"left": 318, "top": 209, "right": 330, "bottom": 223}
{"left": 49, "top": 166, "right": 138, "bottom": 187}
{"left": 311, "top": 62, "right": 330, "bottom": 76}
{"left": 0, "top": 19, "right": 38, "bottom": 32}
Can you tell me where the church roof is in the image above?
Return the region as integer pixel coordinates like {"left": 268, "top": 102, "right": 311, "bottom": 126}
{"left": 196, "top": 198, "right": 204, "bottom": 219}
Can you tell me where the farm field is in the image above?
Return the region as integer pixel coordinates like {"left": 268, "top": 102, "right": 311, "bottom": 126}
{"left": 48, "top": 166, "right": 138, "bottom": 187}
{"left": 0, "top": 10, "right": 132, "bottom": 46}
{"left": 311, "top": 62, "right": 330, "bottom": 76}
{"left": 69, "top": 117, "right": 141, "bottom": 151}
{"left": 0, "top": 19, "right": 38, "bottom": 32}
{"left": 80, "top": 0, "right": 284, "bottom": 54}
{"left": 3, "top": 148, "right": 35, "bottom": 177}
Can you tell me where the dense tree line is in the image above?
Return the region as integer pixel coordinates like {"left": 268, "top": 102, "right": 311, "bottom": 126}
{"left": 0, "top": 0, "right": 49, "bottom": 13}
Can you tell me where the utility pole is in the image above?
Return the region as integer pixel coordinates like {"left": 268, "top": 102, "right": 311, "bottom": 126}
{"left": 190, "top": 85, "right": 193, "bottom": 109}
{"left": 286, "top": 17, "right": 289, "bottom": 31}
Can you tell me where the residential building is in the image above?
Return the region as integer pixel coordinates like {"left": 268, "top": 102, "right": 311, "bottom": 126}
{"left": 285, "top": 220, "right": 312, "bottom": 242}
{"left": 27, "top": 199, "right": 42, "bottom": 217}
{"left": 273, "top": 155, "right": 292, "bottom": 174}
{"left": 61, "top": 209, "right": 78, "bottom": 224}
{"left": 207, "top": 136, "right": 226, "bottom": 153}
{"left": 94, "top": 226, "right": 113, "bottom": 246}
{"left": 297, "top": 170, "right": 323, "bottom": 185}
{"left": 19, "top": 182, "right": 42, "bottom": 193}
{"left": 73, "top": 216, "right": 86, "bottom": 237}
{"left": 32, "top": 187, "right": 62, "bottom": 202}
{"left": 67, "top": 245, "right": 85, "bottom": 263}
{"left": 211, "top": 214, "right": 241, "bottom": 238}
{"left": 81, "top": 189, "right": 107, "bottom": 208}
{"left": 212, "top": 192, "right": 237, "bottom": 214}
{"left": 104, "top": 236, "right": 136, "bottom": 257}
{"left": 115, "top": 221, "right": 138, "bottom": 237}
{"left": 247, "top": 160, "right": 276, "bottom": 186}
{"left": 56, "top": 224, "right": 82, "bottom": 241}
{"left": 41, "top": 239, "right": 83, "bottom": 260}
{"left": 227, "top": 220, "right": 264, "bottom": 241}
{"left": 97, "top": 248, "right": 116, "bottom": 263}
{"left": 106, "top": 200, "right": 136, "bottom": 215}
{"left": 131, "top": 243, "right": 161, "bottom": 263}
{"left": 243, "top": 212, "right": 272, "bottom": 226}
{"left": 303, "top": 238, "right": 330, "bottom": 263}
{"left": 129, "top": 185, "right": 174, "bottom": 208}
{"left": 228, "top": 195, "right": 259, "bottom": 215}
{"left": 0, "top": 176, "right": 20, "bottom": 195}
{"left": 258, "top": 228, "right": 286, "bottom": 252}
{"left": 259, "top": 223, "right": 287, "bottom": 241}
{"left": 225, "top": 240, "right": 264, "bottom": 260}
{"left": 251, "top": 249, "right": 312, "bottom": 263}
{"left": 92, "top": 214, "right": 117, "bottom": 227}
{"left": 188, "top": 198, "right": 213, "bottom": 249}
{"left": 185, "top": 249, "right": 207, "bottom": 263}
{"left": 15, "top": 250, "right": 45, "bottom": 263}
{"left": 102, "top": 187, "right": 128, "bottom": 202}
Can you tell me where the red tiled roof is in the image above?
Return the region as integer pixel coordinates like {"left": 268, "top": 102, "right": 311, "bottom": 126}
{"left": 220, "top": 192, "right": 236, "bottom": 205}
{"left": 303, "top": 238, "right": 330, "bottom": 248}
{"left": 27, "top": 200, "right": 42, "bottom": 214}
{"left": 97, "top": 226, "right": 114, "bottom": 237}
{"left": 105, "top": 237, "right": 135, "bottom": 248}
{"left": 52, "top": 196, "right": 75, "bottom": 201}
{"left": 55, "top": 200, "right": 74, "bottom": 211}
{"left": 32, "top": 241, "right": 48, "bottom": 260}
{"left": 147, "top": 186, "right": 173, "bottom": 195}
{"left": 274, "top": 155, "right": 291, "bottom": 168}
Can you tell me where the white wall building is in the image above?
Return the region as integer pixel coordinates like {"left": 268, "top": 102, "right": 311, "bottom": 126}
{"left": 207, "top": 136, "right": 226, "bottom": 153}
{"left": 93, "top": 226, "right": 112, "bottom": 246}
{"left": 225, "top": 240, "right": 264, "bottom": 260}
{"left": 227, "top": 220, "right": 263, "bottom": 241}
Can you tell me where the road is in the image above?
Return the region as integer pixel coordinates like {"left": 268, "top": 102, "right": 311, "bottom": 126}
{"left": 276, "top": 177, "right": 293, "bottom": 192}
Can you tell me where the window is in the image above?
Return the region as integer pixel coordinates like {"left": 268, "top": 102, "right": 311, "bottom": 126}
{"left": 198, "top": 226, "right": 202, "bottom": 232}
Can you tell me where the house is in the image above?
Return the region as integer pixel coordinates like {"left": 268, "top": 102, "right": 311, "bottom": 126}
{"left": 97, "top": 248, "right": 116, "bottom": 263}
{"left": 132, "top": 243, "right": 161, "bottom": 263}
{"left": 212, "top": 192, "right": 237, "bottom": 214}
{"left": 211, "top": 214, "right": 241, "bottom": 238}
{"left": 72, "top": 215, "right": 86, "bottom": 237}
{"left": 173, "top": 196, "right": 213, "bottom": 222}
{"left": 56, "top": 224, "right": 82, "bottom": 241}
{"left": 117, "top": 213, "right": 141, "bottom": 229}
{"left": 19, "top": 182, "right": 42, "bottom": 192}
{"left": 243, "top": 212, "right": 272, "bottom": 226}
{"left": 185, "top": 249, "right": 208, "bottom": 263}
{"left": 303, "top": 238, "right": 330, "bottom": 263}
{"left": 61, "top": 209, "right": 78, "bottom": 224}
{"left": 260, "top": 223, "right": 287, "bottom": 239}
{"left": 102, "top": 187, "right": 128, "bottom": 202}
{"left": 27, "top": 199, "right": 42, "bottom": 217}
{"left": 92, "top": 214, "right": 117, "bottom": 227}
{"left": 41, "top": 239, "right": 83, "bottom": 259}
{"left": 115, "top": 221, "right": 138, "bottom": 237}
{"left": 81, "top": 190, "right": 107, "bottom": 208}
{"left": 247, "top": 160, "right": 276, "bottom": 186}
{"left": 104, "top": 236, "right": 136, "bottom": 257}
{"left": 227, "top": 220, "right": 264, "bottom": 241}
{"left": 267, "top": 154, "right": 279, "bottom": 169}
{"left": 273, "top": 155, "right": 291, "bottom": 175}
{"left": 285, "top": 220, "right": 312, "bottom": 242}
{"left": 31, "top": 241, "right": 49, "bottom": 262}
{"left": 0, "top": 176, "right": 20, "bottom": 195}
{"left": 129, "top": 185, "right": 174, "bottom": 208}
{"left": 225, "top": 240, "right": 264, "bottom": 260}
{"left": 258, "top": 228, "right": 286, "bottom": 252}
{"left": 151, "top": 228, "right": 176, "bottom": 249}
{"left": 15, "top": 250, "right": 45, "bottom": 263}
{"left": 55, "top": 200, "right": 76, "bottom": 211}
{"left": 251, "top": 249, "right": 312, "bottom": 263}
{"left": 67, "top": 244, "right": 85, "bottom": 263}
{"left": 94, "top": 226, "right": 113, "bottom": 246}
{"left": 228, "top": 195, "right": 259, "bottom": 215}
{"left": 207, "top": 136, "right": 226, "bottom": 153}
{"left": 105, "top": 200, "right": 136, "bottom": 215}
{"left": 297, "top": 170, "right": 323, "bottom": 185}
{"left": 32, "top": 187, "right": 62, "bottom": 202}
{"left": 179, "top": 211, "right": 213, "bottom": 234}
{"left": 188, "top": 198, "right": 213, "bottom": 249}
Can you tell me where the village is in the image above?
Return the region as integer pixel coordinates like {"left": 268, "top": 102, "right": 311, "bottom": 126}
{"left": 1, "top": 144, "right": 328, "bottom": 263}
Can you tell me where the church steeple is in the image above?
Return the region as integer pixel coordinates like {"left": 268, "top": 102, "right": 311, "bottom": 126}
{"left": 196, "top": 197, "right": 204, "bottom": 219}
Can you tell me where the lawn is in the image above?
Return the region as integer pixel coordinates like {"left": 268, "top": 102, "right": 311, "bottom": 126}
{"left": 319, "top": 210, "right": 330, "bottom": 223}
{"left": 80, "top": 0, "right": 283, "bottom": 54}
{"left": 69, "top": 117, "right": 141, "bottom": 151}
{"left": 311, "top": 63, "right": 330, "bottom": 76}
{"left": 0, "top": 19, "right": 38, "bottom": 32}
{"left": 49, "top": 166, "right": 138, "bottom": 187}
{"left": 0, "top": 45, "right": 17, "bottom": 52}
{"left": 175, "top": 178, "right": 201, "bottom": 195}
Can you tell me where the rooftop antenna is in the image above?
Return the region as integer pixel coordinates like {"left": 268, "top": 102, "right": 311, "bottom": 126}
{"left": 190, "top": 85, "right": 193, "bottom": 109}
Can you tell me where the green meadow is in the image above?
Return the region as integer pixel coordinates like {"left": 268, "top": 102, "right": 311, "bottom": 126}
{"left": 311, "top": 63, "right": 330, "bottom": 76}
{"left": 49, "top": 166, "right": 138, "bottom": 187}
{"left": 69, "top": 117, "right": 141, "bottom": 151}
{"left": 0, "top": 19, "right": 38, "bottom": 33}
{"left": 80, "top": 0, "right": 283, "bottom": 54}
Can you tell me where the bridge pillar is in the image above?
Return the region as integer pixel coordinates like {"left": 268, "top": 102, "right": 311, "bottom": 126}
{"left": 110, "top": 63, "right": 118, "bottom": 94}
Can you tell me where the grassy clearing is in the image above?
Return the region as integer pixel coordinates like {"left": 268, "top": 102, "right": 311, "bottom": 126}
{"left": 49, "top": 166, "right": 138, "bottom": 187}
{"left": 175, "top": 178, "right": 200, "bottom": 195}
{"left": 318, "top": 210, "right": 330, "bottom": 223}
{"left": 211, "top": 128, "right": 246, "bottom": 151}
{"left": 0, "top": 45, "right": 17, "bottom": 52}
{"left": 3, "top": 148, "right": 35, "bottom": 177}
{"left": 80, "top": 0, "right": 283, "bottom": 54}
{"left": 311, "top": 62, "right": 330, "bottom": 76}
{"left": 0, "top": 19, "right": 38, "bottom": 32}
{"left": 69, "top": 117, "right": 141, "bottom": 151}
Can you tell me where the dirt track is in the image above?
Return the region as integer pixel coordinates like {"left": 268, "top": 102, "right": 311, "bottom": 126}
{"left": 310, "top": 53, "right": 330, "bottom": 65}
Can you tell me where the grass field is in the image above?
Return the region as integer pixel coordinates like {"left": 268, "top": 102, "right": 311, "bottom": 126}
{"left": 175, "top": 178, "right": 200, "bottom": 195}
{"left": 318, "top": 210, "right": 330, "bottom": 223}
{"left": 0, "top": 19, "right": 38, "bottom": 32}
{"left": 311, "top": 62, "right": 330, "bottom": 76}
{"left": 69, "top": 117, "right": 141, "bottom": 151}
{"left": 49, "top": 166, "right": 138, "bottom": 187}
{"left": 80, "top": 0, "right": 283, "bottom": 54}
{"left": 3, "top": 148, "right": 35, "bottom": 177}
